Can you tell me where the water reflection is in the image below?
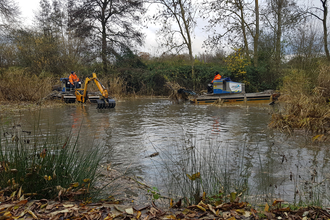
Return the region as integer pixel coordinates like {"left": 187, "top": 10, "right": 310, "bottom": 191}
{"left": 1, "top": 99, "right": 329, "bottom": 205}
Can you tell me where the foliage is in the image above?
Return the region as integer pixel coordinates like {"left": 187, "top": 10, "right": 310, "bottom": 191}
{"left": 115, "top": 46, "right": 147, "bottom": 69}
{"left": 0, "top": 126, "right": 102, "bottom": 200}
{"left": 225, "top": 48, "right": 251, "bottom": 85}
{"left": 147, "top": 187, "right": 161, "bottom": 201}
{"left": 13, "top": 29, "right": 80, "bottom": 76}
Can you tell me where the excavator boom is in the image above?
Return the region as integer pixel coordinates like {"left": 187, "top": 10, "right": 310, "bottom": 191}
{"left": 75, "top": 73, "right": 115, "bottom": 108}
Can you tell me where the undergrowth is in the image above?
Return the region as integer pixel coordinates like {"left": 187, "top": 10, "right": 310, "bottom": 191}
{"left": 269, "top": 65, "right": 330, "bottom": 133}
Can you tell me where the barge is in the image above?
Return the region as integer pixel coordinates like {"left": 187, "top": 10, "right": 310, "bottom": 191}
{"left": 190, "top": 78, "right": 278, "bottom": 105}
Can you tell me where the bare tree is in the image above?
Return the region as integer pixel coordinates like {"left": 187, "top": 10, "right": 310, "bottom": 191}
{"left": 307, "top": 0, "right": 330, "bottom": 61}
{"left": 152, "top": 0, "right": 197, "bottom": 87}
{"left": 0, "top": 0, "right": 19, "bottom": 28}
{"left": 70, "top": 0, "right": 146, "bottom": 73}
{"left": 262, "top": 0, "right": 301, "bottom": 72}
{"left": 288, "top": 23, "right": 323, "bottom": 69}
{"left": 254, "top": 0, "right": 259, "bottom": 67}
{"left": 203, "top": 0, "right": 249, "bottom": 58}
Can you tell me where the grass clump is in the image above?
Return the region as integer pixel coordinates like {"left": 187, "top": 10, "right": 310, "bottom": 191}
{"left": 0, "top": 127, "right": 102, "bottom": 201}
{"left": 269, "top": 65, "right": 330, "bottom": 133}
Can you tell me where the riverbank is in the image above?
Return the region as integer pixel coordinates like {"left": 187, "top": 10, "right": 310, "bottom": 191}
{"left": 1, "top": 188, "right": 330, "bottom": 219}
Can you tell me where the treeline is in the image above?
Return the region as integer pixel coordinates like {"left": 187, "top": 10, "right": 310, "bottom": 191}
{"left": 0, "top": 0, "right": 329, "bottom": 98}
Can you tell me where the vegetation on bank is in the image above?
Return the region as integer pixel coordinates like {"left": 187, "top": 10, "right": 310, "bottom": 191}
{"left": 269, "top": 64, "right": 330, "bottom": 134}
{"left": 0, "top": 50, "right": 276, "bottom": 102}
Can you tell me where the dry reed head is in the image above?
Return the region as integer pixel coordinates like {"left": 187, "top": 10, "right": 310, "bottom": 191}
{"left": 0, "top": 69, "right": 53, "bottom": 102}
{"left": 91, "top": 75, "right": 127, "bottom": 99}
{"left": 316, "top": 65, "right": 330, "bottom": 100}
{"left": 108, "top": 76, "right": 127, "bottom": 98}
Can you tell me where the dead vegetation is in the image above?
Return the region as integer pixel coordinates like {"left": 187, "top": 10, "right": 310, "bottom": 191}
{"left": 96, "top": 75, "right": 127, "bottom": 99}
{"left": 0, "top": 69, "right": 54, "bottom": 102}
{"left": 165, "top": 81, "right": 193, "bottom": 102}
{"left": 1, "top": 190, "right": 330, "bottom": 219}
{"left": 269, "top": 65, "right": 330, "bottom": 133}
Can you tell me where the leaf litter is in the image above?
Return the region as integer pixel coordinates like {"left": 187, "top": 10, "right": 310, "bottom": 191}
{"left": 1, "top": 164, "right": 330, "bottom": 219}
{"left": 0, "top": 191, "right": 330, "bottom": 219}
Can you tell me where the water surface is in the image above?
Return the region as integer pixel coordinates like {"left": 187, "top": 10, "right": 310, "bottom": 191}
{"left": 2, "top": 99, "right": 329, "bottom": 205}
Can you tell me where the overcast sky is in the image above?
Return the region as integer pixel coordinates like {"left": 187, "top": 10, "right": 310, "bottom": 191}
{"left": 16, "top": 0, "right": 321, "bottom": 56}
{"left": 16, "top": 0, "right": 208, "bottom": 56}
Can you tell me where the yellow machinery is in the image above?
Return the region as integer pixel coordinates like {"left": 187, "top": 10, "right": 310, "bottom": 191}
{"left": 75, "top": 73, "right": 116, "bottom": 109}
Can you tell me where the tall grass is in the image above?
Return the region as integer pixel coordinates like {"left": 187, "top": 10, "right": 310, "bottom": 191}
{"left": 147, "top": 134, "right": 250, "bottom": 205}
{"left": 0, "top": 68, "right": 54, "bottom": 102}
{"left": 104, "top": 76, "right": 127, "bottom": 98}
{"left": 269, "top": 65, "right": 330, "bottom": 133}
{"left": 0, "top": 124, "right": 102, "bottom": 200}
{"left": 146, "top": 131, "right": 330, "bottom": 207}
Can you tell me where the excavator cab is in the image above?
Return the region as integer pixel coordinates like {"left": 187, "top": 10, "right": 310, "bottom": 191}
{"left": 60, "top": 78, "right": 81, "bottom": 92}
{"left": 74, "top": 73, "right": 116, "bottom": 109}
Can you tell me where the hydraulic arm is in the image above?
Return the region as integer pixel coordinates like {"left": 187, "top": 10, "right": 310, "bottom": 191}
{"left": 75, "top": 73, "right": 116, "bottom": 108}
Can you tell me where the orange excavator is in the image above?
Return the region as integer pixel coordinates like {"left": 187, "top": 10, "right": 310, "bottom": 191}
{"left": 75, "top": 73, "right": 116, "bottom": 109}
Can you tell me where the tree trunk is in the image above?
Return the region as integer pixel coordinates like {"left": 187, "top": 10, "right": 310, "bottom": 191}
{"left": 322, "top": 0, "right": 330, "bottom": 62}
{"left": 102, "top": 24, "right": 108, "bottom": 73}
{"left": 275, "top": 0, "right": 283, "bottom": 73}
{"left": 254, "top": 0, "right": 259, "bottom": 68}
{"left": 101, "top": 1, "right": 108, "bottom": 74}
{"left": 238, "top": 0, "right": 250, "bottom": 61}
{"left": 179, "top": 0, "right": 195, "bottom": 89}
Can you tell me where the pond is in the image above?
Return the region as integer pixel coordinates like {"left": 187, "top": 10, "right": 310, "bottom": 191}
{"left": 1, "top": 98, "right": 330, "bottom": 206}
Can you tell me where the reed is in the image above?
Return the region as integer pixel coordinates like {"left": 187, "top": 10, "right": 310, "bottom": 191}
{"left": 0, "top": 68, "right": 54, "bottom": 102}
{"left": 0, "top": 124, "right": 102, "bottom": 200}
{"left": 106, "top": 76, "right": 127, "bottom": 98}
{"left": 147, "top": 134, "right": 250, "bottom": 205}
{"left": 146, "top": 130, "right": 330, "bottom": 208}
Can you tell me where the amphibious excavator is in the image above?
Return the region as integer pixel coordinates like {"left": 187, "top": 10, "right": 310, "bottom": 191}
{"left": 59, "top": 73, "right": 115, "bottom": 109}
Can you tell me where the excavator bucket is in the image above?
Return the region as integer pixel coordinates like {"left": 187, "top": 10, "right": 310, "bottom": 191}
{"left": 96, "top": 98, "right": 116, "bottom": 109}
{"left": 107, "top": 98, "right": 116, "bottom": 108}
